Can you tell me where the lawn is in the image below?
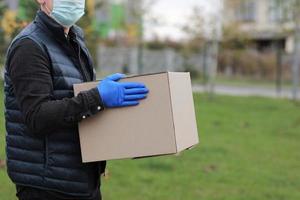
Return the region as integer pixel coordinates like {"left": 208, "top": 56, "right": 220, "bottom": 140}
{"left": 0, "top": 87, "right": 300, "bottom": 199}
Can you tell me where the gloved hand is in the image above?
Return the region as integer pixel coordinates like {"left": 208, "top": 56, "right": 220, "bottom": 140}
{"left": 97, "top": 73, "right": 149, "bottom": 108}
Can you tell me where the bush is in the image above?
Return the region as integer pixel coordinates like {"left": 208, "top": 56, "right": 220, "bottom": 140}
{"left": 218, "top": 49, "right": 282, "bottom": 80}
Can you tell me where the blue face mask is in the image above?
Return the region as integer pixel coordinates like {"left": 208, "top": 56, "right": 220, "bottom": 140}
{"left": 47, "top": 0, "right": 86, "bottom": 28}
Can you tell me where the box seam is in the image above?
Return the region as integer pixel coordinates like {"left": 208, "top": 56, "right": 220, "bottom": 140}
{"left": 96, "top": 71, "right": 169, "bottom": 82}
{"left": 74, "top": 72, "right": 170, "bottom": 90}
{"left": 166, "top": 72, "right": 178, "bottom": 153}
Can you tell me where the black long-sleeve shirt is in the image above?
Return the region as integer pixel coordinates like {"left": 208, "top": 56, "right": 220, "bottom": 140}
{"left": 7, "top": 25, "right": 105, "bottom": 200}
{"left": 8, "top": 38, "right": 104, "bottom": 135}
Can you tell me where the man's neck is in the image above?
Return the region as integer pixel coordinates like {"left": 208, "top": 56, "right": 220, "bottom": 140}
{"left": 64, "top": 28, "right": 70, "bottom": 36}
{"left": 40, "top": 6, "right": 70, "bottom": 35}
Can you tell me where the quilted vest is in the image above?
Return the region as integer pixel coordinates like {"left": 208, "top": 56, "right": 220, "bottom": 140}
{"left": 4, "top": 11, "right": 105, "bottom": 197}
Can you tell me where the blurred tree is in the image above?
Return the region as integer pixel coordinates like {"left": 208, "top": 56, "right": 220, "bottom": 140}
{"left": 269, "top": 0, "right": 294, "bottom": 96}
{"left": 0, "top": 0, "right": 100, "bottom": 67}
{"left": 126, "top": 0, "right": 157, "bottom": 73}
{"left": 0, "top": 1, "right": 7, "bottom": 65}
{"left": 182, "top": 6, "right": 206, "bottom": 50}
{"left": 182, "top": 5, "right": 222, "bottom": 96}
{"left": 221, "top": 20, "right": 253, "bottom": 82}
{"left": 0, "top": 0, "right": 37, "bottom": 67}
{"left": 18, "top": 0, "right": 39, "bottom": 21}
{"left": 181, "top": 6, "right": 206, "bottom": 80}
{"left": 78, "top": 9, "right": 100, "bottom": 68}
{"left": 1, "top": 10, "right": 19, "bottom": 41}
{"left": 222, "top": 22, "right": 251, "bottom": 49}
{"left": 290, "top": 0, "right": 300, "bottom": 100}
{"left": 272, "top": 0, "right": 300, "bottom": 100}
{"left": 78, "top": 0, "right": 108, "bottom": 69}
{"left": 222, "top": 0, "right": 252, "bottom": 49}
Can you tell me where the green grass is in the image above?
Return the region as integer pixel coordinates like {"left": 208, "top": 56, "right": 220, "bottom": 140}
{"left": 1, "top": 87, "right": 300, "bottom": 199}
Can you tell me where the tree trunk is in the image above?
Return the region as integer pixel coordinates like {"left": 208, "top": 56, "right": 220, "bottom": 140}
{"left": 292, "top": 25, "right": 300, "bottom": 100}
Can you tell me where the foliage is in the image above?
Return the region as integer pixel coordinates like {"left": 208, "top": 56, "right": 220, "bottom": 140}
{"left": 218, "top": 49, "right": 285, "bottom": 79}
{"left": 78, "top": 9, "right": 100, "bottom": 67}
{"left": 222, "top": 22, "right": 251, "bottom": 50}
{"left": 18, "top": 0, "right": 39, "bottom": 22}
{"left": 0, "top": 2, "right": 7, "bottom": 64}
{"left": 0, "top": 0, "right": 37, "bottom": 65}
{"left": 0, "top": 1, "right": 100, "bottom": 67}
{"left": 145, "top": 38, "right": 183, "bottom": 51}
{"left": 0, "top": 0, "right": 37, "bottom": 42}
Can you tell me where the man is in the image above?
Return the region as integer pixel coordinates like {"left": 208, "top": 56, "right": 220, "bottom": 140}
{"left": 4, "top": 0, "right": 149, "bottom": 199}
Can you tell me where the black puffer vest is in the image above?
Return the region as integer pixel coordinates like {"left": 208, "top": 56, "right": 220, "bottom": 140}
{"left": 4, "top": 11, "right": 105, "bottom": 197}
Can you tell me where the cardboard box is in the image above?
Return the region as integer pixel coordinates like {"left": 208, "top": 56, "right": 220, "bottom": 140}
{"left": 73, "top": 72, "right": 199, "bottom": 163}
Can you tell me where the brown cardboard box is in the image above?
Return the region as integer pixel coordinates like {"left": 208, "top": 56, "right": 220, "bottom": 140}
{"left": 73, "top": 72, "right": 199, "bottom": 163}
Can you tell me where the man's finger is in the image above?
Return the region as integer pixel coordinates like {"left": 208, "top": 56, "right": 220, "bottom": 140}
{"left": 106, "top": 73, "right": 125, "bottom": 81}
{"left": 121, "top": 101, "right": 139, "bottom": 107}
{"left": 124, "top": 88, "right": 149, "bottom": 95}
{"left": 124, "top": 94, "right": 147, "bottom": 101}
{"left": 121, "top": 82, "right": 146, "bottom": 89}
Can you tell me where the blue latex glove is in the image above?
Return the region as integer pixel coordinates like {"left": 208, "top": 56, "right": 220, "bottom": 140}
{"left": 97, "top": 73, "right": 149, "bottom": 108}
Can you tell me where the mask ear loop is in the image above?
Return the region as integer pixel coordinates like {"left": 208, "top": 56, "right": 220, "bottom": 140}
{"left": 42, "top": 1, "right": 52, "bottom": 15}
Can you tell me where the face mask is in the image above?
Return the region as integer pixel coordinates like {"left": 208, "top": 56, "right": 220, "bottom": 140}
{"left": 44, "top": 0, "right": 86, "bottom": 28}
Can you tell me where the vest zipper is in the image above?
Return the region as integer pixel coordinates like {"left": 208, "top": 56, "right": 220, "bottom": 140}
{"left": 44, "top": 135, "right": 49, "bottom": 170}
{"left": 77, "top": 45, "right": 89, "bottom": 82}
{"left": 66, "top": 35, "right": 89, "bottom": 82}
{"left": 69, "top": 36, "right": 89, "bottom": 82}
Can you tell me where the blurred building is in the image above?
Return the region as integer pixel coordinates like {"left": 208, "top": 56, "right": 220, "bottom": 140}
{"left": 223, "top": 0, "right": 295, "bottom": 53}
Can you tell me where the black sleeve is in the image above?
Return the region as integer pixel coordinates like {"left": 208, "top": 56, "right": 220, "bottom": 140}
{"left": 8, "top": 38, "right": 105, "bottom": 134}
